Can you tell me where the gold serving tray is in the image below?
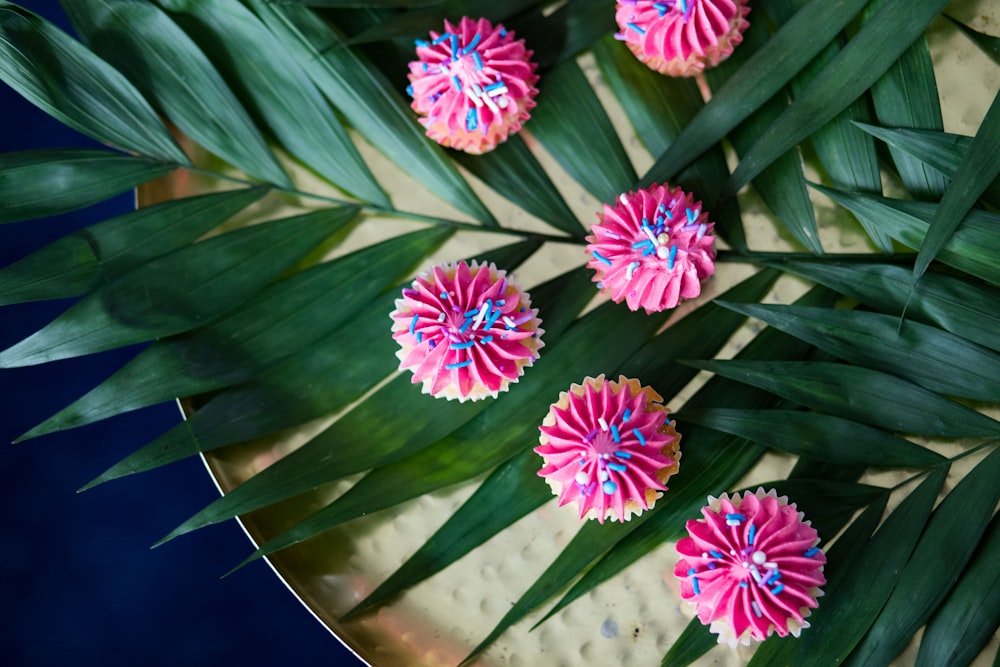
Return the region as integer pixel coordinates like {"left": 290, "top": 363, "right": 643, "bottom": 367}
{"left": 141, "top": 5, "right": 1000, "bottom": 665}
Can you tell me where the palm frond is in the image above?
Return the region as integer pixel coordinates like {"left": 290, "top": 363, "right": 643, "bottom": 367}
{"left": 2, "top": 1, "right": 999, "bottom": 665}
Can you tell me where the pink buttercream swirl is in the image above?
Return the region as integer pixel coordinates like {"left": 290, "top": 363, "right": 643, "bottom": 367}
{"left": 674, "top": 489, "right": 826, "bottom": 646}
{"left": 390, "top": 260, "right": 543, "bottom": 401}
{"left": 586, "top": 183, "right": 716, "bottom": 313}
{"left": 614, "top": 0, "right": 751, "bottom": 77}
{"left": 407, "top": 17, "right": 539, "bottom": 154}
{"left": 535, "top": 375, "right": 681, "bottom": 523}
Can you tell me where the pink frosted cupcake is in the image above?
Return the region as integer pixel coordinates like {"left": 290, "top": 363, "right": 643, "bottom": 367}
{"left": 586, "top": 183, "right": 717, "bottom": 314}
{"left": 674, "top": 489, "right": 826, "bottom": 646}
{"left": 407, "top": 17, "right": 539, "bottom": 154}
{"left": 535, "top": 375, "right": 681, "bottom": 523}
{"left": 390, "top": 260, "right": 543, "bottom": 401}
{"left": 614, "top": 1, "right": 751, "bottom": 77}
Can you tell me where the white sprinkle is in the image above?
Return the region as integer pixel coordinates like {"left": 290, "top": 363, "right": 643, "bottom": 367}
{"left": 482, "top": 93, "right": 499, "bottom": 113}
{"left": 575, "top": 471, "right": 589, "bottom": 485}
{"left": 598, "top": 468, "right": 609, "bottom": 482}
{"left": 749, "top": 564, "right": 763, "bottom": 585}
{"left": 619, "top": 193, "right": 629, "bottom": 205}
{"left": 726, "top": 519, "right": 741, "bottom": 527}
{"left": 486, "top": 85, "right": 508, "bottom": 97}
{"left": 752, "top": 551, "right": 767, "bottom": 565}
{"left": 471, "top": 302, "right": 489, "bottom": 329}
{"left": 464, "top": 88, "right": 484, "bottom": 107}
{"left": 642, "top": 225, "right": 658, "bottom": 245}
{"left": 656, "top": 246, "right": 670, "bottom": 259}
{"left": 752, "top": 601, "right": 762, "bottom": 618}
{"left": 598, "top": 417, "right": 609, "bottom": 431}
{"left": 764, "top": 562, "right": 778, "bottom": 570}
{"left": 503, "top": 316, "right": 517, "bottom": 328}
{"left": 437, "top": 312, "right": 446, "bottom": 322}
{"left": 626, "top": 261, "right": 639, "bottom": 281}
{"left": 496, "top": 96, "right": 509, "bottom": 109}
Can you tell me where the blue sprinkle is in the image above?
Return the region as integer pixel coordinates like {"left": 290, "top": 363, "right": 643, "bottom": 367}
{"left": 602, "top": 480, "right": 617, "bottom": 494}
{"left": 654, "top": 3, "right": 668, "bottom": 16}
{"left": 666, "top": 209, "right": 673, "bottom": 220}
{"left": 459, "top": 318, "right": 472, "bottom": 333}
{"left": 687, "top": 568, "right": 697, "bottom": 575}
{"left": 613, "top": 451, "right": 631, "bottom": 459}
{"left": 440, "top": 291, "right": 449, "bottom": 299}
{"left": 658, "top": 204, "right": 666, "bottom": 213}
{"left": 484, "top": 308, "right": 503, "bottom": 330}
{"left": 739, "top": 581, "right": 749, "bottom": 588}
{"left": 726, "top": 513, "right": 746, "bottom": 521}
{"left": 608, "top": 463, "right": 627, "bottom": 472}
{"left": 406, "top": 84, "right": 414, "bottom": 97}
{"left": 668, "top": 245, "right": 678, "bottom": 270}
{"left": 579, "top": 458, "right": 586, "bottom": 465}
{"left": 772, "top": 583, "right": 785, "bottom": 595}
{"left": 452, "top": 75, "right": 462, "bottom": 91}
{"left": 626, "top": 22, "right": 645, "bottom": 34}
{"left": 622, "top": 409, "right": 632, "bottom": 422}
{"left": 611, "top": 424, "right": 621, "bottom": 443}
{"left": 591, "top": 250, "right": 612, "bottom": 266}
{"left": 499, "top": 27, "right": 507, "bottom": 37}
{"left": 748, "top": 525, "right": 757, "bottom": 545}
{"left": 445, "top": 359, "right": 473, "bottom": 370}
{"left": 686, "top": 207, "right": 696, "bottom": 223}
{"left": 632, "top": 240, "right": 653, "bottom": 250}
{"left": 466, "top": 108, "right": 478, "bottom": 131}
{"left": 473, "top": 52, "right": 484, "bottom": 69}
{"left": 710, "top": 550, "right": 724, "bottom": 559}
{"left": 480, "top": 335, "right": 493, "bottom": 344}
{"left": 767, "top": 571, "right": 782, "bottom": 584}
{"left": 416, "top": 332, "right": 423, "bottom": 343}
{"left": 484, "top": 80, "right": 505, "bottom": 91}
{"left": 632, "top": 428, "right": 646, "bottom": 446}
{"left": 428, "top": 340, "right": 436, "bottom": 348}
{"left": 707, "top": 563, "right": 717, "bottom": 570}
{"left": 409, "top": 314, "right": 418, "bottom": 335}
{"left": 642, "top": 245, "right": 656, "bottom": 256}
{"left": 422, "top": 62, "right": 428, "bottom": 72}
{"left": 432, "top": 33, "right": 451, "bottom": 45}
{"left": 464, "top": 308, "right": 480, "bottom": 317}
{"left": 450, "top": 34, "right": 459, "bottom": 60}
{"left": 415, "top": 39, "right": 430, "bottom": 47}
{"left": 462, "top": 33, "right": 481, "bottom": 54}
{"left": 450, "top": 341, "right": 475, "bottom": 350}
{"left": 692, "top": 577, "right": 701, "bottom": 595}
{"left": 804, "top": 547, "right": 820, "bottom": 558}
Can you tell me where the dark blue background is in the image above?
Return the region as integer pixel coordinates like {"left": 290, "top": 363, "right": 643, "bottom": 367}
{"left": 1, "top": 2, "right": 365, "bottom": 665}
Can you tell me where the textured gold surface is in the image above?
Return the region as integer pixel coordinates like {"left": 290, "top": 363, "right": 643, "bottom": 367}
{"left": 145, "top": 4, "right": 1000, "bottom": 665}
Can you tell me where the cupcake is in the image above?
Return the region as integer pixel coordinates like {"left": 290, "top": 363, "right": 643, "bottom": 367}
{"left": 586, "top": 183, "right": 717, "bottom": 314}
{"left": 674, "top": 489, "right": 827, "bottom": 646}
{"left": 407, "top": 17, "right": 539, "bottom": 154}
{"left": 614, "top": 1, "right": 751, "bottom": 77}
{"left": 535, "top": 375, "right": 681, "bottom": 523}
{"left": 390, "top": 260, "right": 543, "bottom": 401}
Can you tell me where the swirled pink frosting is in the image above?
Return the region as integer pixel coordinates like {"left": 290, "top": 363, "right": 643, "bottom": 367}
{"left": 674, "top": 489, "right": 826, "bottom": 646}
{"left": 407, "top": 17, "right": 539, "bottom": 154}
{"left": 390, "top": 260, "right": 543, "bottom": 401}
{"left": 586, "top": 183, "right": 716, "bottom": 314}
{"left": 535, "top": 375, "right": 681, "bottom": 523}
{"left": 614, "top": 1, "right": 751, "bottom": 77}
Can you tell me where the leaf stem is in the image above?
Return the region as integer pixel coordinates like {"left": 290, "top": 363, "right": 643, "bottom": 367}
{"left": 718, "top": 251, "right": 916, "bottom": 264}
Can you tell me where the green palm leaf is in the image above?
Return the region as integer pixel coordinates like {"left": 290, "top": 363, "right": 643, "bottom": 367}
{"left": 4, "top": 1, "right": 1000, "bottom": 665}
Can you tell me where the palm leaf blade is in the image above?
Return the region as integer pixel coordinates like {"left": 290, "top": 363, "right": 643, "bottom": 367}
{"left": 0, "top": 3, "right": 188, "bottom": 163}
{"left": 915, "top": 513, "right": 1000, "bottom": 667}
{"left": 63, "top": 0, "right": 292, "bottom": 187}
{"left": 0, "top": 188, "right": 265, "bottom": 305}
{"left": 0, "top": 208, "right": 353, "bottom": 367}
{"left": 686, "top": 359, "right": 1000, "bottom": 437}
{"left": 0, "top": 149, "right": 173, "bottom": 224}
{"left": 249, "top": 0, "right": 495, "bottom": 224}
{"left": 726, "top": 0, "right": 950, "bottom": 196}
{"left": 718, "top": 302, "right": 1000, "bottom": 402}
{"left": 527, "top": 57, "right": 636, "bottom": 204}
{"left": 845, "top": 446, "right": 1000, "bottom": 666}
{"left": 159, "top": 0, "right": 389, "bottom": 206}
{"left": 642, "top": 0, "right": 871, "bottom": 184}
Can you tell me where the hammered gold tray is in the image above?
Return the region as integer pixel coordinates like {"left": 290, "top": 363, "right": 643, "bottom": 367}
{"left": 141, "top": 6, "right": 1000, "bottom": 665}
